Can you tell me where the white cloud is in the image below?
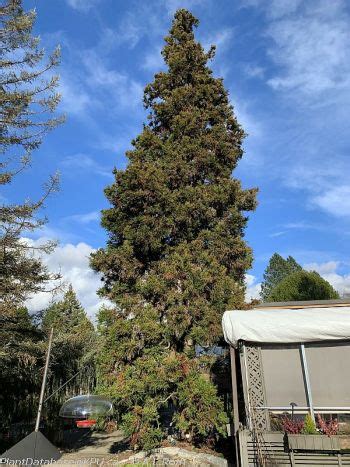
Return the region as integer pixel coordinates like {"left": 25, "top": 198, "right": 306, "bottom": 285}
{"left": 82, "top": 51, "right": 144, "bottom": 109}
{"left": 245, "top": 274, "right": 261, "bottom": 301}
{"left": 233, "top": 97, "right": 263, "bottom": 139}
{"left": 265, "top": 0, "right": 350, "bottom": 98}
{"left": 59, "top": 79, "right": 93, "bottom": 116}
{"left": 304, "top": 261, "right": 350, "bottom": 297}
{"left": 311, "top": 185, "right": 350, "bottom": 217}
{"left": 25, "top": 239, "right": 110, "bottom": 319}
{"left": 142, "top": 47, "right": 164, "bottom": 71}
{"left": 66, "top": 0, "right": 101, "bottom": 12}
{"left": 202, "top": 28, "right": 234, "bottom": 53}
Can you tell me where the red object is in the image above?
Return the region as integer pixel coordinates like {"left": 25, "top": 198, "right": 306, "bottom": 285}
{"left": 76, "top": 419, "right": 96, "bottom": 428}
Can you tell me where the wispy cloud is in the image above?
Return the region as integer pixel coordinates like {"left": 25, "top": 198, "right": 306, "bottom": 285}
{"left": 202, "top": 28, "right": 234, "bottom": 53}
{"left": 164, "top": 0, "right": 206, "bottom": 15}
{"left": 59, "top": 78, "right": 94, "bottom": 116}
{"left": 66, "top": 0, "right": 102, "bottom": 12}
{"left": 264, "top": 0, "right": 350, "bottom": 100}
{"left": 61, "top": 154, "right": 113, "bottom": 178}
{"left": 243, "top": 64, "right": 265, "bottom": 79}
{"left": 243, "top": 0, "right": 350, "bottom": 222}
{"left": 65, "top": 211, "right": 100, "bottom": 224}
{"left": 269, "top": 231, "right": 286, "bottom": 238}
{"left": 142, "top": 46, "right": 164, "bottom": 71}
{"left": 82, "top": 51, "right": 144, "bottom": 109}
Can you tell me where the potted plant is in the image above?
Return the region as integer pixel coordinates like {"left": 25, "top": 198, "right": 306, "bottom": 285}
{"left": 284, "top": 414, "right": 341, "bottom": 452}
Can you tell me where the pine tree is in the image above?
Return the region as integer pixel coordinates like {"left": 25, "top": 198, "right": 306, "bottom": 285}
{"left": 0, "top": 2, "right": 63, "bottom": 442}
{"left": 43, "top": 285, "right": 93, "bottom": 335}
{"left": 0, "top": 0, "right": 63, "bottom": 184}
{"left": 0, "top": 0, "right": 63, "bottom": 312}
{"left": 260, "top": 253, "right": 302, "bottom": 301}
{"left": 91, "top": 9, "right": 256, "bottom": 448}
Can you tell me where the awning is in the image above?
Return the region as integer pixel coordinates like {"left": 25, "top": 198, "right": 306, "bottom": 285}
{"left": 222, "top": 307, "right": 350, "bottom": 348}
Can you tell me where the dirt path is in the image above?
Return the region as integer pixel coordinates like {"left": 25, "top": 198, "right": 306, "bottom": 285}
{"left": 57, "top": 429, "right": 132, "bottom": 465}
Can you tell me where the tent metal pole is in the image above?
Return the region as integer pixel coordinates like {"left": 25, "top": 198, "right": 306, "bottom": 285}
{"left": 230, "top": 347, "right": 240, "bottom": 467}
{"left": 300, "top": 344, "right": 315, "bottom": 421}
{"left": 35, "top": 327, "right": 54, "bottom": 432}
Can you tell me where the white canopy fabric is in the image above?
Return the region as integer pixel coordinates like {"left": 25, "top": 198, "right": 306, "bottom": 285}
{"left": 222, "top": 307, "right": 350, "bottom": 348}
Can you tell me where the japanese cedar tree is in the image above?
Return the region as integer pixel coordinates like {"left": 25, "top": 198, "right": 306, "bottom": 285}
{"left": 91, "top": 9, "right": 257, "bottom": 449}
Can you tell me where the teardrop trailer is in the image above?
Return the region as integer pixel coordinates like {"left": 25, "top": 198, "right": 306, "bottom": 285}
{"left": 222, "top": 299, "right": 350, "bottom": 466}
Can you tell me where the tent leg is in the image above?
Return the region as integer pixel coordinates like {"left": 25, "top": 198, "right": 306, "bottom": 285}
{"left": 299, "top": 344, "right": 315, "bottom": 422}
{"left": 230, "top": 347, "right": 240, "bottom": 466}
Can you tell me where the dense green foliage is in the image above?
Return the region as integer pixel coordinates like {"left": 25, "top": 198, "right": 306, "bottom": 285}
{"left": 267, "top": 270, "right": 339, "bottom": 302}
{"left": 0, "top": 288, "right": 95, "bottom": 449}
{"left": 92, "top": 9, "right": 256, "bottom": 449}
{"left": 303, "top": 414, "right": 317, "bottom": 435}
{"left": 260, "top": 253, "right": 302, "bottom": 301}
{"left": 0, "top": 308, "right": 45, "bottom": 436}
{"left": 42, "top": 287, "right": 96, "bottom": 426}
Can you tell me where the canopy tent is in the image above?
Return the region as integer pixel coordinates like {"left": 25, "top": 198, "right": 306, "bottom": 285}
{"left": 222, "top": 306, "right": 350, "bottom": 348}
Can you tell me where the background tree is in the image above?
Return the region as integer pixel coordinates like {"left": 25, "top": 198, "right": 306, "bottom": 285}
{"left": 0, "top": 0, "right": 63, "bottom": 445}
{"left": 267, "top": 270, "right": 339, "bottom": 302}
{"left": 92, "top": 9, "right": 257, "bottom": 449}
{"left": 0, "top": 308, "right": 45, "bottom": 449}
{"left": 260, "top": 253, "right": 302, "bottom": 301}
{"left": 43, "top": 286, "right": 96, "bottom": 427}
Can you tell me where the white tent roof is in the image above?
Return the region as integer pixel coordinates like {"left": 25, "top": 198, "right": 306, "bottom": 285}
{"left": 222, "top": 307, "right": 350, "bottom": 348}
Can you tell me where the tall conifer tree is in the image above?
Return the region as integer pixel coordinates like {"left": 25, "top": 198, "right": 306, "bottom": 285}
{"left": 91, "top": 10, "right": 257, "bottom": 449}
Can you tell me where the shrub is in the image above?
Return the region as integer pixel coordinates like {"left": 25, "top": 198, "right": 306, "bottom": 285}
{"left": 122, "top": 403, "right": 163, "bottom": 452}
{"left": 282, "top": 417, "right": 304, "bottom": 434}
{"left": 303, "top": 414, "right": 317, "bottom": 434}
{"left": 173, "top": 372, "right": 228, "bottom": 445}
{"left": 267, "top": 270, "right": 339, "bottom": 302}
{"left": 317, "top": 414, "right": 339, "bottom": 436}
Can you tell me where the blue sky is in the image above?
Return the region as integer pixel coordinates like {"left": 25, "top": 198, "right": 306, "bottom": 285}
{"left": 6, "top": 0, "right": 350, "bottom": 315}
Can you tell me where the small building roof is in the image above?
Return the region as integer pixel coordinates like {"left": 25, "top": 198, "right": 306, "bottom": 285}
{"left": 222, "top": 305, "right": 350, "bottom": 348}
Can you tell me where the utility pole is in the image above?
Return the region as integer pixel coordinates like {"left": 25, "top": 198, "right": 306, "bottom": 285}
{"left": 35, "top": 327, "right": 54, "bottom": 432}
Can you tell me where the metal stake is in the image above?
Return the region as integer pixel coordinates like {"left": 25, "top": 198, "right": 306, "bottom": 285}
{"left": 35, "top": 327, "right": 54, "bottom": 432}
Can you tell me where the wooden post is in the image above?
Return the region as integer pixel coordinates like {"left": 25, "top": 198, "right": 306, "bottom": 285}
{"left": 230, "top": 346, "right": 240, "bottom": 467}
{"left": 35, "top": 327, "right": 54, "bottom": 432}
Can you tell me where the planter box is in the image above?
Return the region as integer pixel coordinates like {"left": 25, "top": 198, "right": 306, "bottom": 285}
{"left": 287, "top": 434, "right": 340, "bottom": 451}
